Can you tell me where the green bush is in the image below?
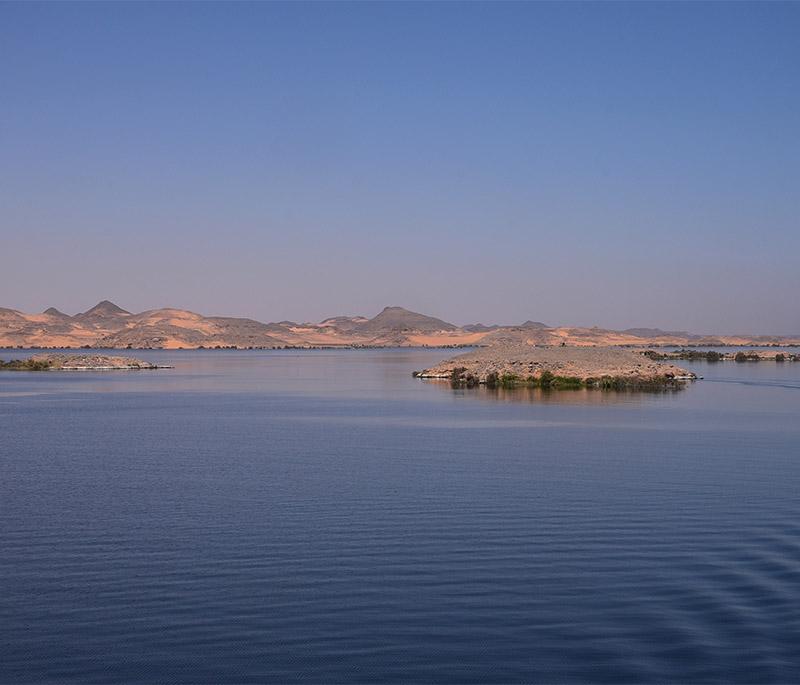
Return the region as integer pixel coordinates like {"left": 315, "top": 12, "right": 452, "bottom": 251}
{"left": 538, "top": 370, "right": 555, "bottom": 388}
{"left": 552, "top": 375, "right": 583, "bottom": 389}
{"left": 499, "top": 373, "right": 521, "bottom": 388}
{"left": 449, "top": 366, "right": 467, "bottom": 387}
{"left": 597, "top": 375, "right": 623, "bottom": 390}
{"left": 0, "top": 358, "right": 52, "bottom": 371}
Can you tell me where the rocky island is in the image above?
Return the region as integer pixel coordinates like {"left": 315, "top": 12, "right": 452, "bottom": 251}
{"left": 645, "top": 349, "right": 799, "bottom": 362}
{"left": 0, "top": 353, "right": 170, "bottom": 371}
{"left": 415, "top": 344, "right": 696, "bottom": 390}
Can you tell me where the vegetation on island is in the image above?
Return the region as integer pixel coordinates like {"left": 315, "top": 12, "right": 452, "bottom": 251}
{"left": 645, "top": 349, "right": 798, "bottom": 362}
{"left": 440, "top": 368, "right": 680, "bottom": 391}
{"left": 0, "top": 358, "right": 53, "bottom": 371}
{"left": 644, "top": 349, "right": 724, "bottom": 362}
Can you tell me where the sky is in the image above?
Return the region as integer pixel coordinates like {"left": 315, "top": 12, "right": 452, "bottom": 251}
{"left": 1, "top": 2, "right": 798, "bottom": 334}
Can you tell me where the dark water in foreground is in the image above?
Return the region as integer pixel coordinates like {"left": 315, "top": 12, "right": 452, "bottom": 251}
{"left": 2, "top": 349, "right": 800, "bottom": 683}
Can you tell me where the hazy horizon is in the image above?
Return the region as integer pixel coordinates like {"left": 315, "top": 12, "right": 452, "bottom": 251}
{"left": 2, "top": 3, "right": 798, "bottom": 334}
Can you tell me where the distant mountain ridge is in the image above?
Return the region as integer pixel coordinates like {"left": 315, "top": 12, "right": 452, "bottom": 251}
{"left": 623, "top": 327, "right": 698, "bottom": 340}
{"left": 0, "top": 300, "right": 797, "bottom": 350}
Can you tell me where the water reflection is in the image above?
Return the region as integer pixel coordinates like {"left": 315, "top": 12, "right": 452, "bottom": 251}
{"left": 424, "top": 379, "right": 688, "bottom": 405}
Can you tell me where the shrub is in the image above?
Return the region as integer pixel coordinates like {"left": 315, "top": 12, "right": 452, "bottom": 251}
{"left": 485, "top": 372, "right": 499, "bottom": 388}
{"left": 499, "top": 373, "right": 521, "bottom": 388}
{"left": 449, "top": 366, "right": 466, "bottom": 381}
{"left": 552, "top": 375, "right": 583, "bottom": 389}
{"left": 775, "top": 353, "right": 785, "bottom": 362}
{"left": 449, "top": 366, "right": 467, "bottom": 387}
{"left": 0, "top": 358, "right": 52, "bottom": 371}
{"left": 597, "top": 375, "right": 622, "bottom": 390}
{"left": 734, "top": 352, "right": 748, "bottom": 362}
{"left": 538, "top": 370, "right": 555, "bottom": 388}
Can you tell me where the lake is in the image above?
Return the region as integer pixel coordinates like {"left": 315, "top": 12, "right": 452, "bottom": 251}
{"left": 2, "top": 349, "right": 799, "bottom": 683}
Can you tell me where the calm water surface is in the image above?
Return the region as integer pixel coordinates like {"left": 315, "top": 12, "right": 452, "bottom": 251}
{"left": 2, "top": 349, "right": 799, "bottom": 683}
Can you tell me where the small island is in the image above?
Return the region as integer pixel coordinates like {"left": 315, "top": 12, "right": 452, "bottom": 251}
{"left": 645, "top": 349, "right": 799, "bottom": 362}
{"left": 414, "top": 344, "right": 696, "bottom": 390}
{"left": 0, "top": 353, "right": 171, "bottom": 371}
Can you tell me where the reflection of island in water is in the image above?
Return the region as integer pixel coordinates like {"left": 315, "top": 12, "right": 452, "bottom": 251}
{"left": 425, "top": 380, "right": 687, "bottom": 405}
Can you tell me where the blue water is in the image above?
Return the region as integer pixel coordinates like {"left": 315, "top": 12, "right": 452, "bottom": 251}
{"left": 2, "top": 349, "right": 800, "bottom": 683}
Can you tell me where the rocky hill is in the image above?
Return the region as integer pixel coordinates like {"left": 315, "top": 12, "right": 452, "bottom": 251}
{"left": 358, "top": 306, "right": 458, "bottom": 333}
{"left": 1, "top": 301, "right": 798, "bottom": 350}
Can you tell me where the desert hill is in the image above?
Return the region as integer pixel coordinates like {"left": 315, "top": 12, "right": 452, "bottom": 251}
{"left": 623, "top": 327, "right": 698, "bottom": 340}
{"left": 318, "top": 316, "right": 369, "bottom": 331}
{"left": 359, "top": 306, "right": 458, "bottom": 333}
{"left": 462, "top": 323, "right": 499, "bottom": 333}
{"left": 43, "top": 307, "right": 71, "bottom": 319}
{"left": 0, "top": 301, "right": 798, "bottom": 350}
{"left": 74, "top": 300, "right": 132, "bottom": 327}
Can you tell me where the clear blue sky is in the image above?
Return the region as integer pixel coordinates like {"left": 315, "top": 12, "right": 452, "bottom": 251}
{"left": 2, "top": 2, "right": 798, "bottom": 333}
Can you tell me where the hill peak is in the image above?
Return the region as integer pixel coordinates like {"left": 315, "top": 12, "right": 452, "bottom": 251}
{"left": 363, "top": 306, "right": 457, "bottom": 332}
{"left": 80, "top": 300, "right": 131, "bottom": 317}
{"left": 43, "top": 307, "right": 71, "bottom": 318}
